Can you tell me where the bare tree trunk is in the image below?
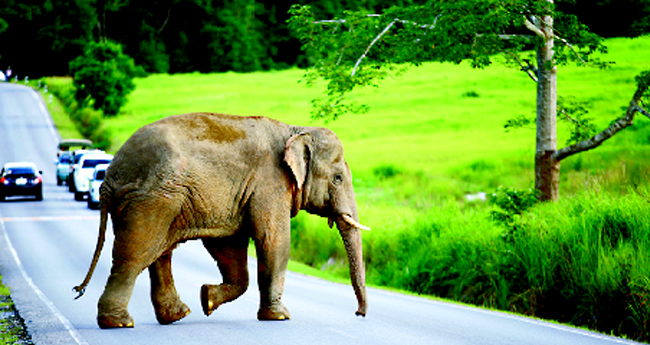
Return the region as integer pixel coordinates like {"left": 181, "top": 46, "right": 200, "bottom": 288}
{"left": 534, "top": 10, "right": 560, "bottom": 202}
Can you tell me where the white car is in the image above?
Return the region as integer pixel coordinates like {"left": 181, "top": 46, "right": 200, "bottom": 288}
{"left": 68, "top": 149, "right": 90, "bottom": 192}
{"left": 88, "top": 164, "right": 109, "bottom": 209}
{"left": 72, "top": 152, "right": 113, "bottom": 201}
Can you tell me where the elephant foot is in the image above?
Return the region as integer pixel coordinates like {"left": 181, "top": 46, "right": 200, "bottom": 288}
{"left": 201, "top": 283, "right": 247, "bottom": 317}
{"left": 257, "top": 303, "right": 291, "bottom": 321}
{"left": 201, "top": 284, "right": 217, "bottom": 316}
{"left": 155, "top": 301, "right": 191, "bottom": 325}
{"left": 97, "top": 311, "right": 134, "bottom": 329}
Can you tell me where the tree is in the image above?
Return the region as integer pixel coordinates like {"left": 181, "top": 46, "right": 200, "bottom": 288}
{"left": 69, "top": 40, "right": 142, "bottom": 117}
{"left": 288, "top": 0, "right": 650, "bottom": 201}
{"left": 0, "top": 0, "right": 97, "bottom": 77}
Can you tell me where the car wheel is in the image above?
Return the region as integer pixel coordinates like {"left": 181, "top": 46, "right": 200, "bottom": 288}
{"left": 88, "top": 200, "right": 98, "bottom": 210}
{"left": 0, "top": 194, "right": 5, "bottom": 202}
{"left": 35, "top": 190, "right": 43, "bottom": 201}
{"left": 74, "top": 191, "right": 84, "bottom": 201}
{"left": 57, "top": 177, "right": 62, "bottom": 186}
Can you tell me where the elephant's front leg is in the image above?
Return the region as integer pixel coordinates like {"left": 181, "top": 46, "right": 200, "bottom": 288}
{"left": 253, "top": 211, "right": 292, "bottom": 321}
{"left": 200, "top": 235, "right": 250, "bottom": 316}
{"left": 148, "top": 250, "right": 191, "bottom": 325}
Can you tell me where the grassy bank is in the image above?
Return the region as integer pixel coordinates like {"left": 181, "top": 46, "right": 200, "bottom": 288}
{"left": 45, "top": 36, "right": 650, "bottom": 341}
{"left": 0, "top": 277, "right": 32, "bottom": 345}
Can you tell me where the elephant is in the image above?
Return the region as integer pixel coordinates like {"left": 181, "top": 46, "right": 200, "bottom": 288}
{"left": 73, "top": 112, "right": 370, "bottom": 329}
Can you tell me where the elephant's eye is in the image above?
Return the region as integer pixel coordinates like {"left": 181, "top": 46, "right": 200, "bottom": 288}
{"left": 333, "top": 174, "right": 343, "bottom": 184}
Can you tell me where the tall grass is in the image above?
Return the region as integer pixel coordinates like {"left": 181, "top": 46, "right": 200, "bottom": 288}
{"left": 291, "top": 187, "right": 650, "bottom": 340}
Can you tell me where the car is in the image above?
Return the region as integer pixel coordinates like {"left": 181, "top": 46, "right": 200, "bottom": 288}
{"left": 72, "top": 152, "right": 113, "bottom": 201}
{"left": 87, "top": 164, "right": 108, "bottom": 209}
{"left": 55, "top": 152, "right": 72, "bottom": 186}
{"left": 0, "top": 162, "right": 43, "bottom": 201}
{"left": 57, "top": 139, "right": 93, "bottom": 187}
{"left": 57, "top": 139, "right": 93, "bottom": 158}
{"left": 68, "top": 149, "right": 91, "bottom": 193}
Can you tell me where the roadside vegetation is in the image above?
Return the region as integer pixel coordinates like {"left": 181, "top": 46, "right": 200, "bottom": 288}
{"left": 0, "top": 278, "right": 32, "bottom": 345}
{"left": 44, "top": 36, "right": 650, "bottom": 341}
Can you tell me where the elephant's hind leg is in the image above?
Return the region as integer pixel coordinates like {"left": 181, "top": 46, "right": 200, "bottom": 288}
{"left": 149, "top": 250, "right": 191, "bottom": 325}
{"left": 200, "top": 235, "right": 250, "bottom": 316}
{"left": 97, "top": 198, "right": 179, "bottom": 329}
{"left": 97, "top": 262, "right": 138, "bottom": 329}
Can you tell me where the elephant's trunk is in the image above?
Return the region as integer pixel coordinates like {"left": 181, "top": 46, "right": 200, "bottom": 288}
{"left": 337, "top": 216, "right": 368, "bottom": 317}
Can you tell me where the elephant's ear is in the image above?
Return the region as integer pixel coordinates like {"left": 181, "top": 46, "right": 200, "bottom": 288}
{"left": 284, "top": 132, "right": 312, "bottom": 190}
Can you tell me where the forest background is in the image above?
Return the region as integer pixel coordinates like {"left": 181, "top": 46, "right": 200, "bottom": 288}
{"left": 0, "top": 0, "right": 648, "bottom": 77}
{"left": 2, "top": 0, "right": 650, "bottom": 342}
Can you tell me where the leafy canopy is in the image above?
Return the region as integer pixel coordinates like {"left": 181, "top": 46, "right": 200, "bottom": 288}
{"left": 69, "top": 41, "right": 142, "bottom": 117}
{"left": 288, "top": 0, "right": 607, "bottom": 120}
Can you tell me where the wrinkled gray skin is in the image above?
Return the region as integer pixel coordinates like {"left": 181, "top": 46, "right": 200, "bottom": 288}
{"left": 74, "top": 113, "right": 369, "bottom": 329}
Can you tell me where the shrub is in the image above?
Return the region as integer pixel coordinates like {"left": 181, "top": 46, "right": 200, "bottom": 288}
{"left": 372, "top": 164, "right": 402, "bottom": 180}
{"left": 69, "top": 40, "right": 143, "bottom": 117}
{"left": 488, "top": 186, "right": 540, "bottom": 241}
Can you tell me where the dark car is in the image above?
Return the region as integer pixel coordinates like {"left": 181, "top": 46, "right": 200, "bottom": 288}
{"left": 0, "top": 162, "right": 43, "bottom": 201}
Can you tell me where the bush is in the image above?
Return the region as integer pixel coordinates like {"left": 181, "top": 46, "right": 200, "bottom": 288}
{"left": 488, "top": 186, "right": 540, "bottom": 241}
{"left": 372, "top": 164, "right": 402, "bottom": 180}
{"left": 69, "top": 40, "right": 143, "bottom": 117}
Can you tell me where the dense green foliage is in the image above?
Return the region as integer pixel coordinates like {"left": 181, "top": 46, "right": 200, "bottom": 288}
{"left": 287, "top": 0, "right": 612, "bottom": 120}
{"left": 69, "top": 41, "right": 141, "bottom": 117}
{"left": 0, "top": 0, "right": 648, "bottom": 77}
{"left": 362, "top": 192, "right": 650, "bottom": 339}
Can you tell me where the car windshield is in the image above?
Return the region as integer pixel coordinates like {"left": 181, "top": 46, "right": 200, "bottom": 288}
{"left": 59, "top": 155, "right": 71, "bottom": 164}
{"left": 74, "top": 153, "right": 86, "bottom": 164}
{"left": 83, "top": 159, "right": 111, "bottom": 169}
{"left": 4, "top": 168, "right": 35, "bottom": 177}
{"left": 95, "top": 170, "right": 106, "bottom": 181}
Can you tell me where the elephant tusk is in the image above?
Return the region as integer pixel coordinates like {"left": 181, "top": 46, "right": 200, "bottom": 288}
{"left": 342, "top": 214, "right": 371, "bottom": 231}
{"left": 328, "top": 218, "right": 335, "bottom": 229}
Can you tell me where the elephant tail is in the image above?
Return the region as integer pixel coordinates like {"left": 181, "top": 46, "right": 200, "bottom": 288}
{"left": 72, "top": 188, "right": 110, "bottom": 299}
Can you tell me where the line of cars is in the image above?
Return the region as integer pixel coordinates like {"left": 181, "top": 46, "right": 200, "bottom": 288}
{"left": 1, "top": 139, "right": 112, "bottom": 207}
{"left": 55, "top": 139, "right": 113, "bottom": 209}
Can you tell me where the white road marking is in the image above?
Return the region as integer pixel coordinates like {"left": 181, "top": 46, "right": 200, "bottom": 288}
{"left": 31, "top": 88, "right": 60, "bottom": 144}
{"left": 0, "top": 216, "right": 89, "bottom": 345}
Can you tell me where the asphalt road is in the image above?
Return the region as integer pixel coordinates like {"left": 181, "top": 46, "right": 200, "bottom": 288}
{"left": 0, "top": 82, "right": 642, "bottom": 345}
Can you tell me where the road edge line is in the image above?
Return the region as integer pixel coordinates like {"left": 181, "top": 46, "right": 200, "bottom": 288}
{"left": 31, "top": 88, "right": 61, "bottom": 144}
{"left": 0, "top": 217, "right": 89, "bottom": 345}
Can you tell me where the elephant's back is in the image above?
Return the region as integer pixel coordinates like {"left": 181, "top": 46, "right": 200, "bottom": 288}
{"left": 105, "top": 120, "right": 179, "bottom": 189}
{"left": 105, "top": 112, "right": 292, "bottom": 191}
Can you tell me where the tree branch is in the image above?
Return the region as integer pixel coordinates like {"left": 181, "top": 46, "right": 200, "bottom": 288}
{"left": 553, "top": 84, "right": 649, "bottom": 162}
{"left": 634, "top": 104, "right": 650, "bottom": 119}
{"left": 351, "top": 20, "right": 396, "bottom": 77}
{"left": 157, "top": 2, "right": 176, "bottom": 35}
{"left": 347, "top": 16, "right": 440, "bottom": 77}
{"left": 313, "top": 14, "right": 380, "bottom": 25}
{"left": 504, "top": 51, "right": 538, "bottom": 82}
{"left": 554, "top": 34, "right": 588, "bottom": 65}
{"left": 523, "top": 17, "right": 545, "bottom": 38}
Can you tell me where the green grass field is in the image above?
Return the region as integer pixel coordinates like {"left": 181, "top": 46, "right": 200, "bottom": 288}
{"left": 46, "top": 36, "right": 650, "bottom": 341}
